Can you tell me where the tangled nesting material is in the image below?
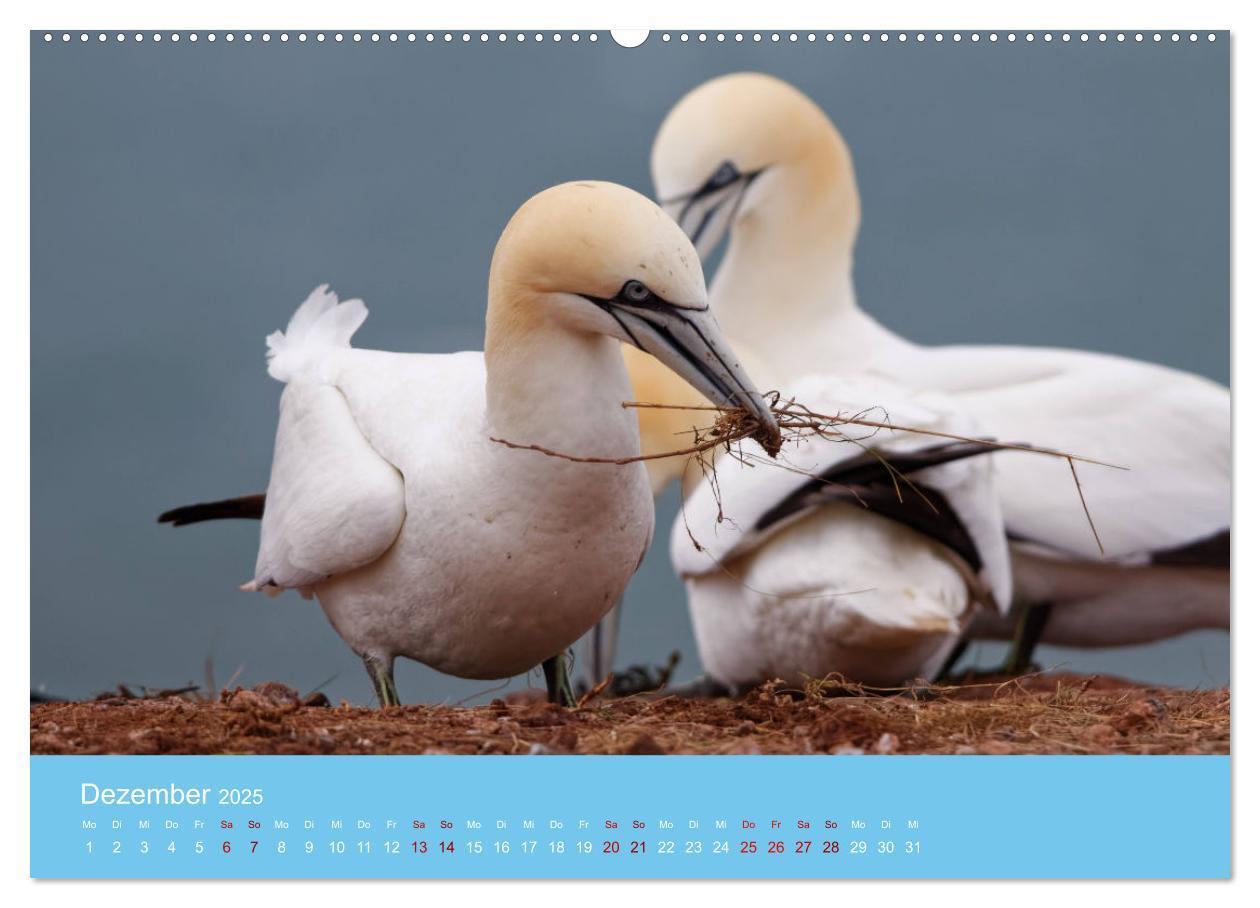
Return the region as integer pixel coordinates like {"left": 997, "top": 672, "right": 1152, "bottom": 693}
{"left": 491, "top": 392, "right": 1122, "bottom": 555}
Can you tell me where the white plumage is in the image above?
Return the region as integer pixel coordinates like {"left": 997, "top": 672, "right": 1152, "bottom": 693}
{"left": 249, "top": 288, "right": 405, "bottom": 593}
{"left": 253, "top": 286, "right": 652, "bottom": 679}
{"left": 649, "top": 73, "right": 1230, "bottom": 661}
{"left": 670, "top": 375, "right": 1011, "bottom": 687}
{"left": 234, "top": 182, "right": 779, "bottom": 703}
{"left": 892, "top": 345, "right": 1229, "bottom": 563}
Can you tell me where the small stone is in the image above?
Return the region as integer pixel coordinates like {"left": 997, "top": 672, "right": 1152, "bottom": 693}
{"left": 30, "top": 734, "right": 63, "bottom": 752}
{"left": 1113, "top": 697, "right": 1168, "bottom": 732}
{"left": 874, "top": 732, "right": 900, "bottom": 754}
{"left": 518, "top": 702, "right": 566, "bottom": 727}
{"left": 830, "top": 744, "right": 864, "bottom": 756}
{"left": 551, "top": 728, "right": 578, "bottom": 752}
{"left": 1082, "top": 723, "right": 1118, "bottom": 747}
{"left": 252, "top": 682, "right": 302, "bottom": 706}
{"left": 623, "top": 733, "right": 665, "bottom": 755}
{"left": 977, "top": 739, "right": 1014, "bottom": 755}
{"left": 505, "top": 689, "right": 547, "bottom": 707}
{"left": 227, "top": 689, "right": 271, "bottom": 712}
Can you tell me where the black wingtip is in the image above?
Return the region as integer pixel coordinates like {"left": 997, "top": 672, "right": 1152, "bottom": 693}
{"left": 157, "top": 494, "right": 266, "bottom": 527}
{"left": 157, "top": 507, "right": 200, "bottom": 527}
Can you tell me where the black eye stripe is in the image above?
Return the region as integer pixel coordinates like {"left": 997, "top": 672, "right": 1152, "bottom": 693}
{"left": 677, "top": 166, "right": 766, "bottom": 246}
{"left": 613, "top": 281, "right": 675, "bottom": 310}
{"left": 660, "top": 160, "right": 742, "bottom": 206}
{"left": 687, "top": 200, "right": 722, "bottom": 247}
{"left": 580, "top": 283, "right": 707, "bottom": 314}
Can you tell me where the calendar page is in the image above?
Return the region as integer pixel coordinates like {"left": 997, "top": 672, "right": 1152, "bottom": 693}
{"left": 29, "top": 25, "right": 1230, "bottom": 880}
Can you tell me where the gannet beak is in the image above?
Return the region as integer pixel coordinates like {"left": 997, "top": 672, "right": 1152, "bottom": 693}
{"left": 590, "top": 290, "right": 781, "bottom": 452}
{"left": 661, "top": 166, "right": 764, "bottom": 261}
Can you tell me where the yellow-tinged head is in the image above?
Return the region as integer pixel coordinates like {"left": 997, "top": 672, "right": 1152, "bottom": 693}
{"left": 490, "top": 181, "right": 706, "bottom": 308}
{"left": 485, "top": 180, "right": 779, "bottom": 448}
{"left": 651, "top": 73, "right": 860, "bottom": 260}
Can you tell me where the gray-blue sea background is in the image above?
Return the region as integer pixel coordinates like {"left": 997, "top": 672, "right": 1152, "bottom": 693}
{"left": 31, "top": 32, "right": 1229, "bottom": 703}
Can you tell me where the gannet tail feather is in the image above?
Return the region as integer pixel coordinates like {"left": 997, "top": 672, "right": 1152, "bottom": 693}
{"left": 266, "top": 284, "right": 367, "bottom": 383}
{"left": 158, "top": 493, "right": 265, "bottom": 526}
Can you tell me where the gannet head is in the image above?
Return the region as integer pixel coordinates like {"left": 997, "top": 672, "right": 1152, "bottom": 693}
{"left": 651, "top": 72, "right": 860, "bottom": 260}
{"left": 488, "top": 180, "right": 780, "bottom": 450}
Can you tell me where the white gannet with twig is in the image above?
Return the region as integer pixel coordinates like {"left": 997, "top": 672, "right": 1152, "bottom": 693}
{"left": 161, "top": 181, "right": 779, "bottom": 706}
{"left": 621, "top": 355, "right": 1014, "bottom": 690}
{"left": 636, "top": 72, "right": 1229, "bottom": 677}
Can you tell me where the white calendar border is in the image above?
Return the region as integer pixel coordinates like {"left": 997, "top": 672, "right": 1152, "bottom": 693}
{"left": 2, "top": 0, "right": 1251, "bottom": 902}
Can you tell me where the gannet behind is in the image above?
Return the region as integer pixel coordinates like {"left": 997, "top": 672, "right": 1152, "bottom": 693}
{"left": 628, "top": 357, "right": 1012, "bottom": 689}
{"left": 649, "top": 73, "right": 1230, "bottom": 669}
{"left": 168, "top": 181, "right": 778, "bottom": 706}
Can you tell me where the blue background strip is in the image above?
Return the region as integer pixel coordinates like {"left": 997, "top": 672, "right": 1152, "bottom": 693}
{"left": 31, "top": 755, "right": 1229, "bottom": 878}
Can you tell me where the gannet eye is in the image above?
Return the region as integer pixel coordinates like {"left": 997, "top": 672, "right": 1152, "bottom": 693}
{"left": 621, "top": 280, "right": 651, "bottom": 303}
{"left": 710, "top": 160, "right": 739, "bottom": 188}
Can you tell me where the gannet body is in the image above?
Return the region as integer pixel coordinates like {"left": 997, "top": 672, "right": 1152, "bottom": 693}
{"left": 672, "top": 373, "right": 1012, "bottom": 688}
{"left": 255, "top": 335, "right": 650, "bottom": 681}
{"left": 171, "top": 181, "right": 779, "bottom": 705}
{"left": 650, "top": 73, "right": 1229, "bottom": 662}
{"left": 614, "top": 350, "right": 1010, "bottom": 688}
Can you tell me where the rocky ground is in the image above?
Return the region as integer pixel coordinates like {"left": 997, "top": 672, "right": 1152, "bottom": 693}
{"left": 30, "top": 673, "right": 1229, "bottom": 755}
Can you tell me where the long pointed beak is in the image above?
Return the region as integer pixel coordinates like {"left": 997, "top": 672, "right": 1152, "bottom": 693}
{"left": 610, "top": 301, "right": 781, "bottom": 454}
{"left": 663, "top": 170, "right": 763, "bottom": 262}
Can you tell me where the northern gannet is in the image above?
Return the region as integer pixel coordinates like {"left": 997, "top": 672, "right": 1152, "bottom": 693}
{"left": 622, "top": 350, "right": 1012, "bottom": 690}
{"left": 646, "top": 73, "right": 1229, "bottom": 672}
{"left": 162, "top": 181, "right": 778, "bottom": 706}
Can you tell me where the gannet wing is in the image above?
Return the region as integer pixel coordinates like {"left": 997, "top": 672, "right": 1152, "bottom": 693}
{"left": 900, "top": 345, "right": 1230, "bottom": 560}
{"left": 752, "top": 442, "right": 995, "bottom": 569}
{"left": 249, "top": 287, "right": 405, "bottom": 592}
{"left": 670, "top": 375, "right": 1012, "bottom": 610}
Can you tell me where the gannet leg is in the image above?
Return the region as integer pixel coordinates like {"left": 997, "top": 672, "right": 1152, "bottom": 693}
{"left": 1001, "top": 602, "right": 1052, "bottom": 675}
{"left": 934, "top": 638, "right": 972, "bottom": 681}
{"left": 362, "top": 654, "right": 400, "bottom": 707}
{"left": 542, "top": 652, "right": 576, "bottom": 707}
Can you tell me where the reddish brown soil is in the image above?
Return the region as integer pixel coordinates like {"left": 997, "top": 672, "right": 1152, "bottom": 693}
{"left": 30, "top": 674, "right": 1228, "bottom": 755}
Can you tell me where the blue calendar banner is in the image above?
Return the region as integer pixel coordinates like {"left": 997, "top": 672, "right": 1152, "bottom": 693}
{"left": 31, "top": 755, "right": 1229, "bottom": 879}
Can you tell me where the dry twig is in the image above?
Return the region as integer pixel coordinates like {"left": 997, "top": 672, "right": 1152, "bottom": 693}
{"left": 491, "top": 394, "right": 1124, "bottom": 555}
